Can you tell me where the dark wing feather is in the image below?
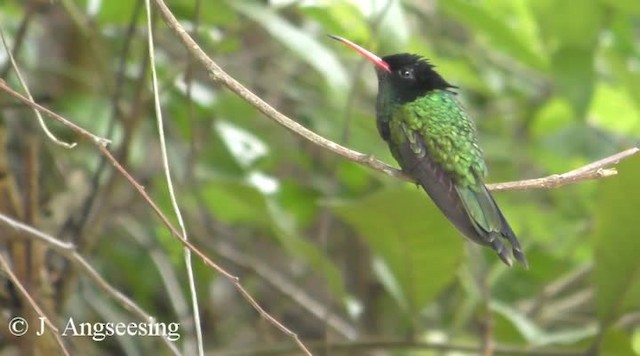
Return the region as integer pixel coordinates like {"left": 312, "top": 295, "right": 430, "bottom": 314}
{"left": 393, "top": 127, "right": 528, "bottom": 267}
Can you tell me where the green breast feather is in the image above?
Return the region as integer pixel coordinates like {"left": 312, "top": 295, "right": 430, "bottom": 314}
{"left": 389, "top": 90, "right": 487, "bottom": 188}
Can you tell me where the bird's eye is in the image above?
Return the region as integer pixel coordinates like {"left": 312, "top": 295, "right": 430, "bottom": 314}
{"left": 399, "top": 68, "right": 414, "bottom": 80}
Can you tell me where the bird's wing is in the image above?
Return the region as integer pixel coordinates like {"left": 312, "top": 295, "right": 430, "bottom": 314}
{"left": 391, "top": 94, "right": 527, "bottom": 266}
{"left": 389, "top": 113, "right": 482, "bottom": 243}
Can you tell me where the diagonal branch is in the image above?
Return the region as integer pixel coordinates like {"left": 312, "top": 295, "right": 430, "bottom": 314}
{"left": 150, "top": 0, "right": 638, "bottom": 193}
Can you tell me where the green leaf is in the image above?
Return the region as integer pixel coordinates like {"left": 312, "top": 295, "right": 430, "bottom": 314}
{"left": 491, "top": 301, "right": 597, "bottom": 346}
{"left": 440, "top": 0, "right": 546, "bottom": 70}
{"left": 332, "top": 187, "right": 463, "bottom": 315}
{"left": 550, "top": 47, "right": 595, "bottom": 119}
{"left": 376, "top": 0, "right": 410, "bottom": 51}
{"left": 215, "top": 120, "right": 268, "bottom": 169}
{"left": 531, "top": 98, "right": 574, "bottom": 140}
{"left": 301, "top": 2, "right": 369, "bottom": 42}
{"left": 603, "top": 43, "right": 640, "bottom": 116}
{"left": 599, "top": 328, "right": 636, "bottom": 356}
{"left": 434, "top": 59, "right": 489, "bottom": 94}
{"left": 0, "top": 2, "right": 22, "bottom": 19}
{"left": 201, "top": 179, "right": 271, "bottom": 225}
{"left": 592, "top": 157, "right": 640, "bottom": 325}
{"left": 201, "top": 179, "right": 347, "bottom": 300}
{"left": 589, "top": 83, "right": 640, "bottom": 136}
{"left": 230, "top": 1, "right": 349, "bottom": 92}
{"left": 372, "top": 257, "right": 407, "bottom": 310}
{"left": 163, "top": 0, "right": 238, "bottom": 25}
{"left": 531, "top": 0, "right": 602, "bottom": 49}
{"left": 266, "top": 199, "right": 348, "bottom": 302}
{"left": 602, "top": 0, "right": 640, "bottom": 13}
{"left": 94, "top": 0, "right": 140, "bottom": 24}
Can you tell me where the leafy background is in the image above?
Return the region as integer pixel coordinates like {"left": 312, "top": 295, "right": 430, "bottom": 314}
{"left": 0, "top": 0, "right": 639, "bottom": 354}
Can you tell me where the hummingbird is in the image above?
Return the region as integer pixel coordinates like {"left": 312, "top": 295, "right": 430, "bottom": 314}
{"left": 330, "top": 35, "right": 527, "bottom": 267}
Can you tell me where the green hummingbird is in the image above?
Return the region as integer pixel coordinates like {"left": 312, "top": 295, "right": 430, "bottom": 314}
{"left": 330, "top": 35, "right": 527, "bottom": 267}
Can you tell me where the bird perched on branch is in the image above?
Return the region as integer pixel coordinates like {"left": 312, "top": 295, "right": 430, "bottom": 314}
{"left": 330, "top": 35, "right": 527, "bottom": 268}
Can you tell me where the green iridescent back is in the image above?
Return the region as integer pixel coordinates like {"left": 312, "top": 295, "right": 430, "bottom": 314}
{"left": 389, "top": 89, "right": 487, "bottom": 188}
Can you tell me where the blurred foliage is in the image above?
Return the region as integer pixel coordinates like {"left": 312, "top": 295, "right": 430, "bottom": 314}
{"left": 0, "top": 0, "right": 639, "bottom": 355}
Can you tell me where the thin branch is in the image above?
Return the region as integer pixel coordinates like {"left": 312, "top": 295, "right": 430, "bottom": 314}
{"left": 486, "top": 147, "right": 639, "bottom": 192}
{"left": 0, "top": 80, "right": 110, "bottom": 146}
{"left": 144, "top": 1, "right": 203, "bottom": 355}
{"left": 0, "top": 81, "right": 312, "bottom": 356}
{"left": 0, "top": 213, "right": 75, "bottom": 251}
{"left": 150, "top": 0, "right": 638, "bottom": 193}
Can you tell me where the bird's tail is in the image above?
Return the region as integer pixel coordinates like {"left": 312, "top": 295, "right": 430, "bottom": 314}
{"left": 456, "top": 183, "right": 528, "bottom": 268}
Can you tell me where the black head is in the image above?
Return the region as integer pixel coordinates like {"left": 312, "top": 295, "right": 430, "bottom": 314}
{"left": 378, "top": 54, "right": 456, "bottom": 103}
{"left": 329, "top": 35, "right": 456, "bottom": 104}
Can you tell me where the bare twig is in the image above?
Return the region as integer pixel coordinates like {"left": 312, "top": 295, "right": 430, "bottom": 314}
{"left": 486, "top": 147, "right": 639, "bottom": 192}
{"left": 0, "top": 81, "right": 110, "bottom": 146}
{"left": 143, "top": 1, "right": 203, "bottom": 355}
{"left": 0, "top": 213, "right": 75, "bottom": 251}
{"left": 150, "top": 0, "right": 638, "bottom": 193}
